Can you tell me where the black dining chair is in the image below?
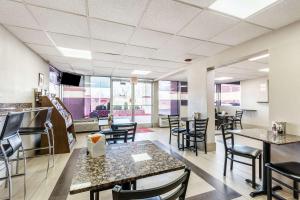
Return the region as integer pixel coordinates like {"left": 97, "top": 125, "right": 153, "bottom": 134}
{"left": 111, "top": 122, "right": 137, "bottom": 142}
{"left": 102, "top": 129, "right": 128, "bottom": 144}
{"left": 221, "top": 124, "right": 262, "bottom": 188}
{"left": 266, "top": 162, "right": 300, "bottom": 200}
{"left": 19, "top": 107, "right": 54, "bottom": 177}
{"left": 0, "top": 112, "right": 26, "bottom": 200}
{"left": 232, "top": 110, "right": 243, "bottom": 129}
{"left": 112, "top": 168, "right": 191, "bottom": 200}
{"left": 183, "top": 118, "right": 209, "bottom": 156}
{"left": 168, "top": 115, "right": 186, "bottom": 149}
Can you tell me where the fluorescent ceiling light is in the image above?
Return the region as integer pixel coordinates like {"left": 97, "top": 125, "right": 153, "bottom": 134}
{"left": 248, "top": 53, "right": 270, "bottom": 61}
{"left": 57, "top": 47, "right": 92, "bottom": 60}
{"left": 259, "top": 68, "right": 269, "bottom": 72}
{"left": 131, "top": 70, "right": 151, "bottom": 75}
{"left": 215, "top": 77, "right": 233, "bottom": 81}
{"left": 209, "top": 0, "right": 279, "bottom": 19}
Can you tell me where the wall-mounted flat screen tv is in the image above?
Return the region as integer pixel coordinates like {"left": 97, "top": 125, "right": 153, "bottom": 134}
{"left": 60, "top": 72, "right": 81, "bottom": 86}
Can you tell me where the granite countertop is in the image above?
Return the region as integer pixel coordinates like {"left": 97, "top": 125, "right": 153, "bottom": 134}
{"left": 229, "top": 129, "right": 300, "bottom": 145}
{"left": 70, "top": 140, "right": 185, "bottom": 194}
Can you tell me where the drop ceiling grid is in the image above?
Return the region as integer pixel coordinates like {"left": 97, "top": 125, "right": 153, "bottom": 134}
{"left": 0, "top": 0, "right": 297, "bottom": 79}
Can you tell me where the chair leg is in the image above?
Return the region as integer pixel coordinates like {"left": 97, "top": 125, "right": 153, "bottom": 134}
{"left": 204, "top": 140, "right": 207, "bottom": 154}
{"left": 240, "top": 121, "right": 243, "bottom": 129}
{"left": 267, "top": 167, "right": 272, "bottom": 200}
{"left": 177, "top": 133, "right": 180, "bottom": 149}
{"left": 223, "top": 153, "right": 228, "bottom": 176}
{"left": 230, "top": 154, "right": 234, "bottom": 170}
{"left": 195, "top": 140, "right": 198, "bottom": 156}
{"left": 294, "top": 181, "right": 299, "bottom": 199}
{"left": 259, "top": 155, "right": 262, "bottom": 179}
{"left": 46, "top": 130, "right": 51, "bottom": 178}
{"left": 50, "top": 127, "right": 55, "bottom": 166}
{"left": 252, "top": 158, "right": 256, "bottom": 189}
{"left": 1, "top": 145, "right": 12, "bottom": 200}
{"left": 169, "top": 131, "right": 171, "bottom": 144}
{"left": 20, "top": 144, "right": 27, "bottom": 200}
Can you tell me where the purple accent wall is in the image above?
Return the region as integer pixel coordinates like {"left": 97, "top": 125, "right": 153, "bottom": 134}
{"left": 63, "top": 98, "right": 84, "bottom": 120}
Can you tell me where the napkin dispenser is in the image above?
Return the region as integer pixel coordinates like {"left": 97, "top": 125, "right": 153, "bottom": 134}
{"left": 87, "top": 133, "right": 105, "bottom": 158}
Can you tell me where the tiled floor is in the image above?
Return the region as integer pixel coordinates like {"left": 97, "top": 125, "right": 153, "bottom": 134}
{"left": 0, "top": 128, "right": 293, "bottom": 199}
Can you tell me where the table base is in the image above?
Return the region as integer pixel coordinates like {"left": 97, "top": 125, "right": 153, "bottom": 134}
{"left": 249, "top": 185, "right": 282, "bottom": 197}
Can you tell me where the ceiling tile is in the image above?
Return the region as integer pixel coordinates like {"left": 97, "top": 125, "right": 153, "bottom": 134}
{"left": 177, "top": 0, "right": 216, "bottom": 8}
{"left": 50, "top": 62, "right": 72, "bottom": 71}
{"left": 210, "top": 22, "right": 271, "bottom": 45}
{"left": 123, "top": 45, "right": 156, "bottom": 58}
{"left": 92, "top": 52, "right": 123, "bottom": 62}
{"left": 247, "top": 0, "right": 300, "bottom": 29}
{"left": 69, "top": 58, "right": 92, "bottom": 68}
{"left": 6, "top": 26, "right": 52, "bottom": 45}
{"left": 27, "top": 43, "right": 61, "bottom": 56}
{"left": 140, "top": 0, "right": 201, "bottom": 34}
{"left": 93, "top": 60, "right": 121, "bottom": 68}
{"left": 93, "top": 67, "right": 113, "bottom": 76}
{"left": 88, "top": 0, "right": 148, "bottom": 26}
{"left": 189, "top": 40, "right": 229, "bottom": 56}
{"left": 41, "top": 54, "right": 70, "bottom": 63}
{"left": 24, "top": 0, "right": 86, "bottom": 15}
{"left": 157, "top": 36, "right": 204, "bottom": 55}
{"left": 91, "top": 39, "right": 125, "bottom": 54}
{"left": 50, "top": 33, "right": 90, "bottom": 50}
{"left": 129, "top": 29, "right": 171, "bottom": 48}
{"left": 122, "top": 56, "right": 148, "bottom": 65}
{"left": 89, "top": 18, "right": 135, "bottom": 43}
{"left": 179, "top": 10, "right": 239, "bottom": 40}
{"left": 0, "top": 0, "right": 39, "bottom": 29}
{"left": 29, "top": 5, "right": 89, "bottom": 37}
{"left": 146, "top": 59, "right": 185, "bottom": 68}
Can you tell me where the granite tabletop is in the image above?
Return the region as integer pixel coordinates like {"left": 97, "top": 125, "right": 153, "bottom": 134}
{"left": 70, "top": 140, "right": 185, "bottom": 194}
{"left": 228, "top": 129, "right": 300, "bottom": 145}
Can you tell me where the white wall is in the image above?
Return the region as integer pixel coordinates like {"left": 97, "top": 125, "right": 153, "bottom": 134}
{"left": 0, "top": 25, "right": 49, "bottom": 104}
{"left": 240, "top": 77, "right": 269, "bottom": 128}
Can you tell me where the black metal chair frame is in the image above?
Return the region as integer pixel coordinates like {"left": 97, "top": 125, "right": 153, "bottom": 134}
{"left": 221, "top": 124, "right": 262, "bottom": 188}
{"left": 183, "top": 118, "right": 209, "bottom": 156}
{"left": 232, "top": 110, "right": 243, "bottom": 129}
{"left": 266, "top": 162, "right": 300, "bottom": 200}
{"left": 19, "top": 107, "right": 55, "bottom": 177}
{"left": 102, "top": 130, "right": 128, "bottom": 144}
{"left": 168, "top": 115, "right": 186, "bottom": 149}
{"left": 112, "top": 168, "right": 191, "bottom": 200}
{"left": 111, "top": 122, "right": 137, "bottom": 142}
{"left": 0, "top": 112, "right": 26, "bottom": 200}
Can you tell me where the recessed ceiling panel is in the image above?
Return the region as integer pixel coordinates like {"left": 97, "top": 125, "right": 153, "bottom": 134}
{"left": 89, "top": 18, "right": 135, "bottom": 43}
{"left": 88, "top": 0, "right": 148, "bottom": 26}
{"left": 92, "top": 52, "right": 123, "bottom": 62}
{"left": 247, "top": 0, "right": 300, "bottom": 29}
{"left": 122, "top": 56, "right": 148, "bottom": 65}
{"left": 210, "top": 22, "right": 270, "bottom": 45}
{"left": 0, "top": 0, "right": 39, "bottom": 29}
{"left": 179, "top": 10, "right": 239, "bottom": 40}
{"left": 29, "top": 5, "right": 89, "bottom": 37}
{"left": 91, "top": 39, "right": 125, "bottom": 54}
{"left": 6, "top": 26, "right": 52, "bottom": 45}
{"left": 129, "top": 29, "right": 171, "bottom": 48}
{"left": 140, "top": 0, "right": 201, "bottom": 34}
{"left": 25, "top": 0, "right": 86, "bottom": 15}
{"left": 50, "top": 33, "right": 90, "bottom": 50}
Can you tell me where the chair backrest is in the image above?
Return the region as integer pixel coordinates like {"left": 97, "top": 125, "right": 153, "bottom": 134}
{"left": 0, "top": 112, "right": 24, "bottom": 153}
{"left": 168, "top": 115, "right": 180, "bottom": 130}
{"left": 0, "top": 112, "right": 24, "bottom": 141}
{"left": 194, "top": 118, "right": 209, "bottom": 137}
{"left": 221, "top": 123, "right": 234, "bottom": 152}
{"left": 105, "top": 130, "right": 128, "bottom": 144}
{"left": 111, "top": 122, "right": 137, "bottom": 141}
{"left": 112, "top": 168, "right": 191, "bottom": 200}
{"left": 235, "top": 110, "right": 243, "bottom": 120}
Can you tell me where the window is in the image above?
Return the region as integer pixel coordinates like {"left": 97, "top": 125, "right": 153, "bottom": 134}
{"left": 134, "top": 81, "right": 152, "bottom": 123}
{"left": 215, "top": 82, "right": 241, "bottom": 106}
{"left": 158, "top": 81, "right": 188, "bottom": 116}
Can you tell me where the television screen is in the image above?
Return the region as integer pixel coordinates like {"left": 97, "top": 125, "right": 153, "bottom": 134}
{"left": 60, "top": 72, "right": 81, "bottom": 86}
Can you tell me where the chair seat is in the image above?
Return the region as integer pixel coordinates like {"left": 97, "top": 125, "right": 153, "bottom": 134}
{"left": 19, "top": 127, "right": 45, "bottom": 135}
{"left": 144, "top": 197, "right": 161, "bottom": 200}
{"left": 0, "top": 144, "right": 14, "bottom": 157}
{"left": 171, "top": 127, "right": 186, "bottom": 134}
{"left": 229, "top": 145, "right": 261, "bottom": 157}
{"left": 266, "top": 162, "right": 300, "bottom": 180}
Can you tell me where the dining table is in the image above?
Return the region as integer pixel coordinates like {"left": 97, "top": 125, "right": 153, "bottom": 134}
{"left": 69, "top": 140, "right": 185, "bottom": 200}
{"left": 228, "top": 129, "right": 300, "bottom": 197}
